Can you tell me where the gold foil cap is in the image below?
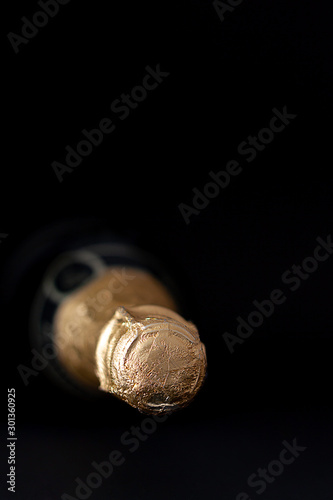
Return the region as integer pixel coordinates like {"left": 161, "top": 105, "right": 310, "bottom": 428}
{"left": 96, "top": 305, "right": 207, "bottom": 414}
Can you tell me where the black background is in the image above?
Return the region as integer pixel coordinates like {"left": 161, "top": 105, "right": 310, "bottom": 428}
{"left": 1, "top": 1, "right": 333, "bottom": 499}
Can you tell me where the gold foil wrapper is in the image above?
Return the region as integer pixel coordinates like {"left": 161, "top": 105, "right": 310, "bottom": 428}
{"left": 54, "top": 266, "right": 207, "bottom": 414}
{"left": 96, "top": 305, "right": 207, "bottom": 414}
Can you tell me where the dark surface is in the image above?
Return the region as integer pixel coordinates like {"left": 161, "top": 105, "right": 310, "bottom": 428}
{"left": 2, "top": 1, "right": 333, "bottom": 499}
